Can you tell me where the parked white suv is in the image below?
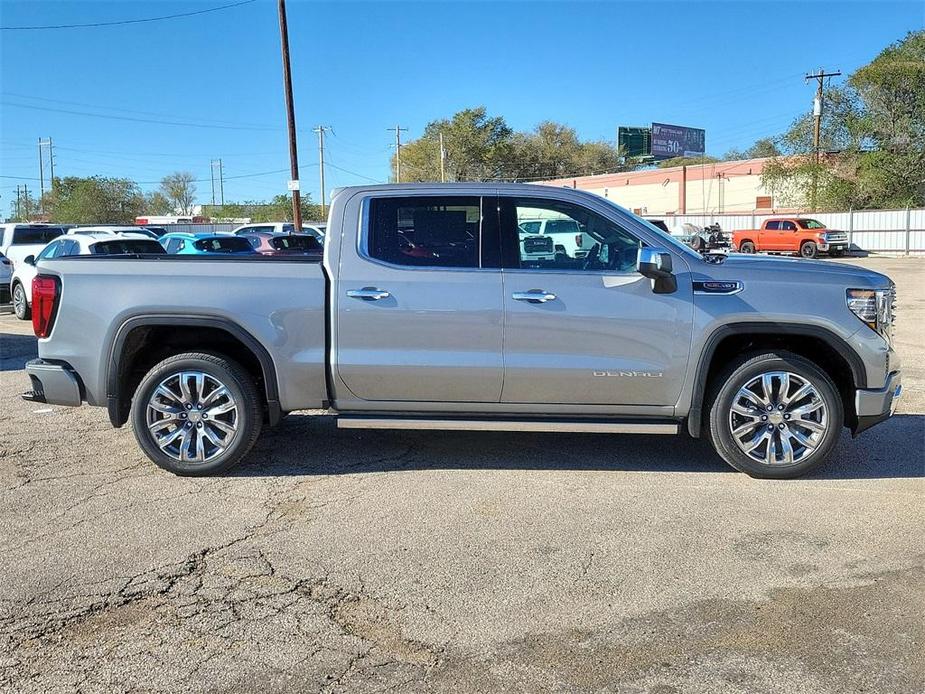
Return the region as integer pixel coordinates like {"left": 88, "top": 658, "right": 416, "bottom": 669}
{"left": 10, "top": 233, "right": 163, "bottom": 320}
{"left": 0, "top": 223, "right": 68, "bottom": 271}
{"left": 518, "top": 218, "right": 595, "bottom": 260}
{"left": 67, "top": 225, "right": 159, "bottom": 239}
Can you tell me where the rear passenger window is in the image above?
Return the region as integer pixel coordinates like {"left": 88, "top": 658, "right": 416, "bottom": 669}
{"left": 781, "top": 221, "right": 796, "bottom": 231}
{"left": 368, "top": 196, "right": 481, "bottom": 268}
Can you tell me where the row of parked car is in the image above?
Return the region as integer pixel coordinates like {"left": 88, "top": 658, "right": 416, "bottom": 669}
{"left": 0, "top": 222, "right": 326, "bottom": 320}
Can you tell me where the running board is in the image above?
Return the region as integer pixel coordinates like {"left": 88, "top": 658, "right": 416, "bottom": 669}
{"left": 336, "top": 416, "right": 678, "bottom": 435}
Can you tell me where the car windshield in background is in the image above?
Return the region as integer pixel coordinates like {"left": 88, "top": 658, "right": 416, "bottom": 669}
{"left": 91, "top": 240, "right": 166, "bottom": 255}
{"left": 797, "top": 219, "right": 826, "bottom": 229}
{"left": 193, "top": 237, "right": 252, "bottom": 253}
{"left": 270, "top": 235, "right": 321, "bottom": 252}
{"left": 11, "top": 227, "right": 66, "bottom": 245}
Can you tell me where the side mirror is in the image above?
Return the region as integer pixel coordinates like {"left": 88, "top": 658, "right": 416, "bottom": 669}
{"left": 637, "top": 247, "right": 677, "bottom": 294}
{"left": 23, "top": 255, "right": 35, "bottom": 267}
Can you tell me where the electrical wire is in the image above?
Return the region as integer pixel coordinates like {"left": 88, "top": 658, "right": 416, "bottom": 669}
{"left": 1, "top": 0, "right": 256, "bottom": 31}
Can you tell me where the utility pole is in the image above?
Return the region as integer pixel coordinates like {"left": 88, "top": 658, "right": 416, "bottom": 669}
{"left": 277, "top": 0, "right": 302, "bottom": 229}
{"left": 15, "top": 185, "right": 21, "bottom": 220}
{"left": 37, "top": 139, "right": 45, "bottom": 211}
{"left": 313, "top": 126, "right": 330, "bottom": 218}
{"left": 388, "top": 124, "right": 407, "bottom": 182}
{"left": 210, "top": 159, "right": 225, "bottom": 207}
{"left": 805, "top": 68, "right": 841, "bottom": 210}
{"left": 439, "top": 132, "right": 446, "bottom": 183}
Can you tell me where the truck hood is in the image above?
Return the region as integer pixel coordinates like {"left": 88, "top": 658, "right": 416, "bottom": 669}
{"left": 707, "top": 254, "right": 891, "bottom": 286}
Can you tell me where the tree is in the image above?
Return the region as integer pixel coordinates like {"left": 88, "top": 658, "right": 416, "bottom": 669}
{"left": 201, "top": 194, "right": 323, "bottom": 223}
{"left": 763, "top": 30, "right": 925, "bottom": 210}
{"left": 724, "top": 138, "right": 781, "bottom": 160}
{"left": 43, "top": 176, "right": 146, "bottom": 223}
{"left": 656, "top": 155, "right": 719, "bottom": 169}
{"left": 9, "top": 188, "right": 40, "bottom": 221}
{"left": 159, "top": 172, "right": 197, "bottom": 215}
{"left": 144, "top": 191, "right": 173, "bottom": 215}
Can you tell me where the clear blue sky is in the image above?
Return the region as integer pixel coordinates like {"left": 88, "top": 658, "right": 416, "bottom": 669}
{"left": 1, "top": 0, "right": 922, "bottom": 209}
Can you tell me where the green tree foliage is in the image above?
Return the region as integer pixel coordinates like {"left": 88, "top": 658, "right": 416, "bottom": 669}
{"left": 763, "top": 30, "right": 924, "bottom": 210}
{"left": 159, "top": 172, "right": 197, "bottom": 215}
{"left": 43, "top": 176, "right": 146, "bottom": 223}
{"left": 9, "top": 188, "right": 40, "bottom": 221}
{"left": 143, "top": 191, "right": 173, "bottom": 215}
{"left": 395, "top": 107, "right": 622, "bottom": 182}
{"left": 723, "top": 137, "right": 781, "bottom": 160}
{"left": 202, "top": 194, "right": 323, "bottom": 223}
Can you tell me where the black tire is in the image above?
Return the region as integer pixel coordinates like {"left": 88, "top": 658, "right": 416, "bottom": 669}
{"left": 739, "top": 241, "right": 756, "bottom": 254}
{"left": 690, "top": 236, "right": 705, "bottom": 252}
{"left": 130, "top": 352, "right": 263, "bottom": 476}
{"left": 800, "top": 241, "right": 818, "bottom": 259}
{"left": 12, "top": 282, "right": 30, "bottom": 320}
{"left": 705, "top": 351, "right": 843, "bottom": 479}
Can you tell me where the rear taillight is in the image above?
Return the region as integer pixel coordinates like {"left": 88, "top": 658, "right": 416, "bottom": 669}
{"left": 32, "top": 275, "right": 60, "bottom": 338}
{"left": 575, "top": 234, "right": 583, "bottom": 248}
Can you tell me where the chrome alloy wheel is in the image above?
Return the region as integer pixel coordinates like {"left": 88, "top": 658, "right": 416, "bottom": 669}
{"left": 727, "top": 371, "right": 828, "bottom": 466}
{"left": 12, "top": 284, "right": 27, "bottom": 318}
{"left": 145, "top": 371, "right": 239, "bottom": 463}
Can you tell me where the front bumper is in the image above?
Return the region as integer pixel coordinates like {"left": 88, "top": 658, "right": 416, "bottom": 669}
{"left": 818, "top": 242, "right": 849, "bottom": 252}
{"left": 22, "top": 359, "right": 83, "bottom": 407}
{"left": 853, "top": 370, "right": 902, "bottom": 436}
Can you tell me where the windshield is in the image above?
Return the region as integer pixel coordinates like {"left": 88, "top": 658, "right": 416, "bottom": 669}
{"left": 797, "top": 219, "right": 826, "bottom": 229}
{"left": 11, "top": 227, "right": 66, "bottom": 245}
{"left": 92, "top": 240, "right": 166, "bottom": 255}
{"left": 193, "top": 237, "right": 252, "bottom": 253}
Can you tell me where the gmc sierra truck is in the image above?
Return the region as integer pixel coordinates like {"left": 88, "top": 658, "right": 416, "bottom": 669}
{"left": 23, "top": 184, "right": 901, "bottom": 479}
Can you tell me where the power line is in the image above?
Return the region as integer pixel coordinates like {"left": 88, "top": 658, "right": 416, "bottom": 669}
{"left": 1, "top": 101, "right": 277, "bottom": 131}
{"left": 1, "top": 0, "right": 256, "bottom": 31}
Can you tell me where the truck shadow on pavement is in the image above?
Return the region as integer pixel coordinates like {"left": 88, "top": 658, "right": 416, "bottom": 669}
{"left": 235, "top": 412, "right": 924, "bottom": 481}
{"left": 0, "top": 333, "right": 38, "bottom": 371}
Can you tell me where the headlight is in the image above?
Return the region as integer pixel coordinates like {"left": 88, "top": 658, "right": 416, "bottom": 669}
{"left": 820, "top": 232, "right": 830, "bottom": 241}
{"left": 847, "top": 286, "right": 895, "bottom": 339}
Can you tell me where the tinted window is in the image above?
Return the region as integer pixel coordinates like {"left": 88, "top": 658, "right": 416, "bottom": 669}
{"left": 764, "top": 221, "right": 780, "bottom": 230}
{"left": 797, "top": 219, "right": 825, "bottom": 229}
{"left": 36, "top": 240, "right": 63, "bottom": 260}
{"left": 502, "top": 197, "right": 641, "bottom": 272}
{"left": 270, "top": 235, "right": 321, "bottom": 252}
{"left": 781, "top": 221, "right": 797, "bottom": 231}
{"left": 193, "top": 237, "right": 252, "bottom": 253}
{"left": 368, "top": 196, "right": 481, "bottom": 268}
{"left": 164, "top": 238, "right": 183, "bottom": 254}
{"left": 12, "top": 226, "right": 66, "bottom": 245}
{"left": 92, "top": 240, "right": 166, "bottom": 255}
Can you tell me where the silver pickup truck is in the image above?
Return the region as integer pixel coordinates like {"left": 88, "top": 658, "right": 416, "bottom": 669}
{"left": 23, "top": 183, "right": 901, "bottom": 479}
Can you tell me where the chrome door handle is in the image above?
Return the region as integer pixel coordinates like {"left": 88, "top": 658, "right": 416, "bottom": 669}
{"left": 512, "top": 290, "right": 557, "bottom": 303}
{"left": 346, "top": 287, "right": 391, "bottom": 301}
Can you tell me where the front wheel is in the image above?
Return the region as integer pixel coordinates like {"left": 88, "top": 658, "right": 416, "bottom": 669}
{"left": 800, "top": 241, "right": 818, "bottom": 259}
{"left": 130, "top": 352, "right": 263, "bottom": 475}
{"left": 12, "top": 283, "right": 30, "bottom": 320}
{"left": 706, "top": 351, "right": 843, "bottom": 479}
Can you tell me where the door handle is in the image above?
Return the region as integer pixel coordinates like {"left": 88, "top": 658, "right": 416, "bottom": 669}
{"left": 512, "top": 289, "right": 557, "bottom": 304}
{"left": 346, "top": 287, "right": 391, "bottom": 301}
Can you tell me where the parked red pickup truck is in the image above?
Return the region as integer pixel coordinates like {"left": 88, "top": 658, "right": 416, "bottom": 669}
{"left": 732, "top": 218, "right": 849, "bottom": 258}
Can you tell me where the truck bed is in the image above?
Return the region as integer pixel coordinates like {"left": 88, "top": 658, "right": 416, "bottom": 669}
{"left": 35, "top": 255, "right": 328, "bottom": 413}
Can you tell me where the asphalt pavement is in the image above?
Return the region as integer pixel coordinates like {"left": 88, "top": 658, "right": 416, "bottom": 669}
{"left": 0, "top": 256, "right": 922, "bottom": 693}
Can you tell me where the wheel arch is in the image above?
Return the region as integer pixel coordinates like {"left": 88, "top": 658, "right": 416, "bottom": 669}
{"left": 686, "top": 322, "right": 865, "bottom": 438}
{"left": 106, "top": 315, "right": 281, "bottom": 428}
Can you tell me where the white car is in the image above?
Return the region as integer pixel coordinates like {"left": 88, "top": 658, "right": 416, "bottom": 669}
{"left": 0, "top": 223, "right": 68, "bottom": 272}
{"left": 231, "top": 222, "right": 326, "bottom": 242}
{"left": 517, "top": 218, "right": 596, "bottom": 260}
{"left": 67, "top": 225, "right": 159, "bottom": 240}
{"left": 10, "top": 233, "right": 163, "bottom": 320}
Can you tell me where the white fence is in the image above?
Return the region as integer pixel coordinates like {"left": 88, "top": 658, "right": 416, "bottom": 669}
{"left": 644, "top": 208, "right": 925, "bottom": 254}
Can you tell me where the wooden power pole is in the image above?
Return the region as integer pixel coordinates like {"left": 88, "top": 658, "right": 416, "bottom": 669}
{"left": 388, "top": 124, "right": 408, "bottom": 182}
{"left": 277, "top": 0, "right": 302, "bottom": 229}
{"left": 805, "top": 68, "right": 841, "bottom": 210}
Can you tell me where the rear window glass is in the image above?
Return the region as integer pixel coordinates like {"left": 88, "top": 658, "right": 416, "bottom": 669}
{"left": 193, "top": 237, "right": 252, "bottom": 252}
{"left": 270, "top": 235, "right": 322, "bottom": 252}
{"left": 91, "top": 240, "right": 166, "bottom": 255}
{"left": 368, "top": 196, "right": 481, "bottom": 268}
{"left": 11, "top": 227, "right": 66, "bottom": 245}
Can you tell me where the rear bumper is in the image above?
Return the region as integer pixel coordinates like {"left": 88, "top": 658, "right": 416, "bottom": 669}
{"left": 853, "top": 370, "right": 902, "bottom": 435}
{"left": 22, "top": 359, "right": 83, "bottom": 407}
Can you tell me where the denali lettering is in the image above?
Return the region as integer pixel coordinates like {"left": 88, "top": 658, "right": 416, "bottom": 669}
{"left": 593, "top": 371, "right": 664, "bottom": 378}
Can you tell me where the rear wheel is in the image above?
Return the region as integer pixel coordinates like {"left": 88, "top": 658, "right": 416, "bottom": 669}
{"left": 739, "top": 241, "right": 756, "bottom": 254}
{"left": 800, "top": 241, "right": 818, "bottom": 259}
{"left": 130, "top": 352, "right": 263, "bottom": 476}
{"left": 706, "top": 351, "right": 843, "bottom": 479}
{"left": 12, "top": 283, "right": 30, "bottom": 320}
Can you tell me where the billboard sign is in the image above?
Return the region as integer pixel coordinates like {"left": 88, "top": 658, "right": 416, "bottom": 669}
{"left": 617, "top": 126, "right": 651, "bottom": 158}
{"left": 650, "top": 122, "right": 705, "bottom": 158}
